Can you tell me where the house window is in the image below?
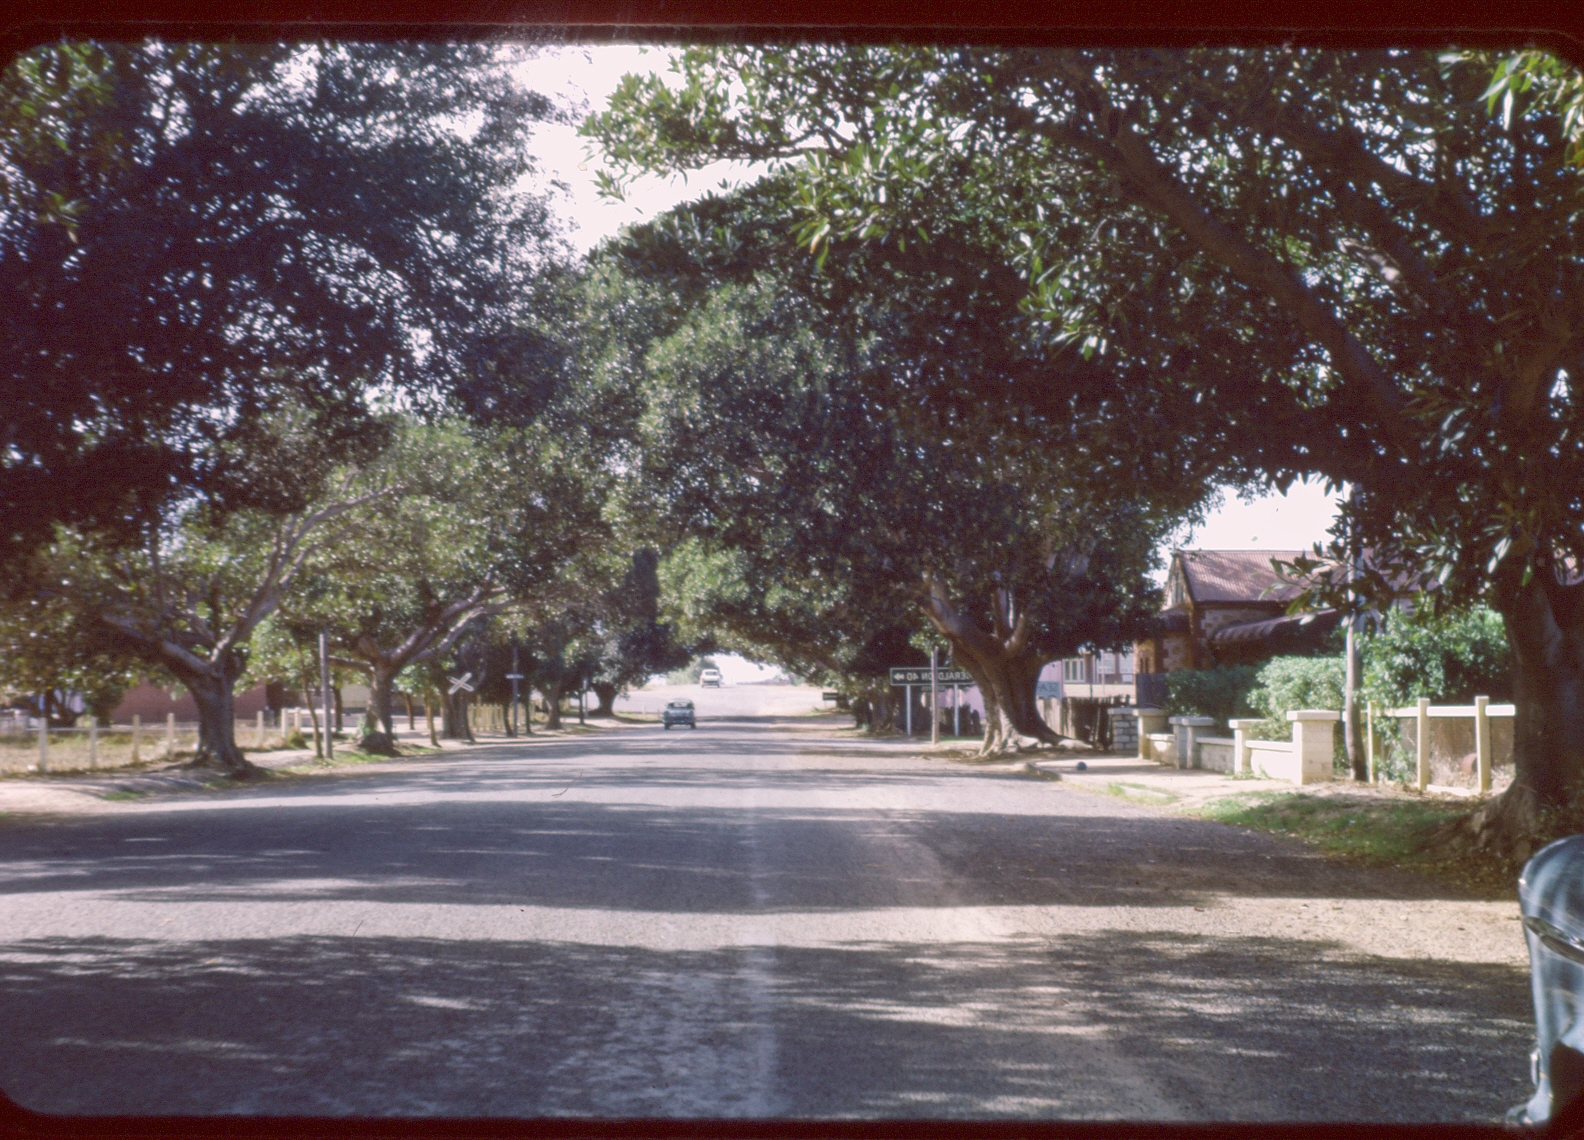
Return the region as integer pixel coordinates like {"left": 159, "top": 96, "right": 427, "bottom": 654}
{"left": 1062, "top": 658, "right": 1087, "bottom": 683}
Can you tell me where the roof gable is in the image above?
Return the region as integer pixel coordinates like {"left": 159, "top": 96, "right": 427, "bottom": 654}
{"left": 1175, "top": 549, "right": 1308, "bottom": 605}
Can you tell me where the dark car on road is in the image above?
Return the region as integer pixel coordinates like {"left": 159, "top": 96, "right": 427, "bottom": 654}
{"left": 663, "top": 699, "right": 696, "bottom": 729}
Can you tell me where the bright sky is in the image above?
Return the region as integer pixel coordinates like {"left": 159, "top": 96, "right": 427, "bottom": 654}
{"left": 527, "top": 45, "right": 1348, "bottom": 644}
{"left": 522, "top": 43, "right": 763, "bottom": 255}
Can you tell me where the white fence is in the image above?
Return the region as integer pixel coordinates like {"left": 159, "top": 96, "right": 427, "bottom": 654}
{"left": 1148, "top": 697, "right": 1512, "bottom": 792}
{"left": 0, "top": 710, "right": 304, "bottom": 774}
{"left": 1369, "top": 697, "right": 1514, "bottom": 795}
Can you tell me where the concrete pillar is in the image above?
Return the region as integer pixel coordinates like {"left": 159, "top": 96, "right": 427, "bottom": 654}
{"left": 1287, "top": 710, "right": 1341, "bottom": 785}
{"left": 1169, "top": 715, "right": 1218, "bottom": 770}
{"left": 1228, "top": 719, "right": 1264, "bottom": 775}
{"left": 1135, "top": 708, "right": 1167, "bottom": 760}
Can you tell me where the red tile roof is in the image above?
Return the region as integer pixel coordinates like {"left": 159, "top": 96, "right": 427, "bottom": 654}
{"left": 1176, "top": 549, "right": 1310, "bottom": 605}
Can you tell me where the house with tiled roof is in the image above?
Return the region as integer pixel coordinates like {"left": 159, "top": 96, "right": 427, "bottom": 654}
{"left": 1134, "top": 550, "right": 1342, "bottom": 676}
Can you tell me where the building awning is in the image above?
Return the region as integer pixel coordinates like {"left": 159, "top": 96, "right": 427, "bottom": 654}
{"left": 1208, "top": 608, "right": 1341, "bottom": 645}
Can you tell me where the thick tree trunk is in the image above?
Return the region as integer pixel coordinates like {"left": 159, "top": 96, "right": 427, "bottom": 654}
{"left": 356, "top": 664, "right": 402, "bottom": 755}
{"left": 173, "top": 659, "right": 263, "bottom": 779}
{"left": 590, "top": 682, "right": 618, "bottom": 717}
{"left": 1457, "top": 571, "right": 1584, "bottom": 865}
{"left": 367, "top": 666, "right": 398, "bottom": 737}
{"left": 957, "top": 645, "right": 1060, "bottom": 756}
{"left": 443, "top": 691, "right": 474, "bottom": 741}
{"left": 917, "top": 579, "right": 1063, "bottom": 756}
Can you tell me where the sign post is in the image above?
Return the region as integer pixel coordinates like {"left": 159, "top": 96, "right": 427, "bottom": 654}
{"left": 930, "top": 647, "right": 939, "bottom": 745}
{"left": 891, "top": 666, "right": 971, "bottom": 739}
{"left": 506, "top": 645, "right": 524, "bottom": 736}
{"left": 319, "top": 631, "right": 333, "bottom": 760}
{"left": 447, "top": 672, "right": 475, "bottom": 740}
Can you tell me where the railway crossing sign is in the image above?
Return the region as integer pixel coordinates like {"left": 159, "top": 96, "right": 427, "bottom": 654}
{"left": 447, "top": 672, "right": 475, "bottom": 696}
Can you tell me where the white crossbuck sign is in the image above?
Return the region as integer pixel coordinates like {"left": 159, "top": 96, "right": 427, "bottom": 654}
{"left": 447, "top": 672, "right": 475, "bottom": 696}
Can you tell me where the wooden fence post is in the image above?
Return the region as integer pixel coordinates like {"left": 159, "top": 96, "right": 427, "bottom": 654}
{"left": 1475, "top": 695, "right": 1492, "bottom": 794}
{"left": 256, "top": 710, "right": 266, "bottom": 749}
{"left": 131, "top": 715, "right": 141, "bottom": 763}
{"left": 165, "top": 712, "right": 176, "bottom": 759}
{"left": 89, "top": 719, "right": 98, "bottom": 770}
{"left": 1365, "top": 700, "right": 1376, "bottom": 784}
{"left": 37, "top": 716, "right": 48, "bottom": 773}
{"left": 1416, "top": 697, "right": 1430, "bottom": 791}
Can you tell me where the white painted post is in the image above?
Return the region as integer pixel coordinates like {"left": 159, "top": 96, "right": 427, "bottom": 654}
{"left": 256, "top": 710, "right": 266, "bottom": 749}
{"left": 1228, "top": 719, "right": 1261, "bottom": 775}
{"left": 165, "top": 712, "right": 176, "bottom": 759}
{"left": 1365, "top": 701, "right": 1376, "bottom": 784}
{"left": 1475, "top": 695, "right": 1492, "bottom": 794}
{"left": 131, "top": 715, "right": 141, "bottom": 763}
{"left": 89, "top": 719, "right": 98, "bottom": 770}
{"left": 905, "top": 685, "right": 912, "bottom": 737}
{"left": 37, "top": 716, "right": 48, "bottom": 773}
{"left": 1288, "top": 710, "right": 1342, "bottom": 785}
{"left": 1416, "top": 698, "right": 1430, "bottom": 791}
{"left": 930, "top": 648, "right": 939, "bottom": 746}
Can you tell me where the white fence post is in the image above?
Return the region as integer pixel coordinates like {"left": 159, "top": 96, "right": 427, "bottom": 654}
{"left": 131, "top": 715, "right": 141, "bottom": 763}
{"left": 37, "top": 717, "right": 48, "bottom": 773}
{"left": 1228, "top": 719, "right": 1261, "bottom": 775}
{"left": 165, "top": 712, "right": 176, "bottom": 759}
{"left": 1475, "top": 695, "right": 1492, "bottom": 794}
{"left": 1416, "top": 697, "right": 1430, "bottom": 791}
{"left": 89, "top": 719, "right": 98, "bottom": 770}
{"left": 1365, "top": 700, "right": 1376, "bottom": 784}
{"left": 256, "top": 710, "right": 266, "bottom": 749}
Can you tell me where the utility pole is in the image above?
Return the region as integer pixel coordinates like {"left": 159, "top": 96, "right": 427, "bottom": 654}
{"left": 319, "top": 631, "right": 334, "bottom": 761}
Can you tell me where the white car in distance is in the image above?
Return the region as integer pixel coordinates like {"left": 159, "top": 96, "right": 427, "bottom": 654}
{"left": 698, "top": 668, "right": 723, "bottom": 688}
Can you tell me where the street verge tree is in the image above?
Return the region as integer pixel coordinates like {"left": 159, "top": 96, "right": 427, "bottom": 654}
{"left": 594, "top": 213, "right": 1168, "bottom": 753}
{"left": 588, "top": 45, "right": 1584, "bottom": 848}
{"left": 286, "top": 418, "right": 614, "bottom": 751}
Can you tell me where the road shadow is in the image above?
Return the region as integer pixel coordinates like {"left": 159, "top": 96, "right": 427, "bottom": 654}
{"left": 0, "top": 792, "right": 1507, "bottom": 907}
{"left": 0, "top": 929, "right": 1530, "bottom": 1121}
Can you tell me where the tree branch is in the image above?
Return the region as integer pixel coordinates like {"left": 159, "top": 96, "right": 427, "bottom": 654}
{"left": 1041, "top": 63, "right": 1411, "bottom": 446}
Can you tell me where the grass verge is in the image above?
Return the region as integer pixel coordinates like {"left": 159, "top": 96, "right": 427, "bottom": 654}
{"left": 1104, "top": 781, "right": 1180, "bottom": 806}
{"left": 1191, "top": 790, "right": 1510, "bottom": 895}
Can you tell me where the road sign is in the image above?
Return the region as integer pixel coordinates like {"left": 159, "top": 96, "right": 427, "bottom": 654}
{"left": 889, "top": 666, "right": 972, "bottom": 686}
{"left": 1036, "top": 681, "right": 1062, "bottom": 699}
{"left": 447, "top": 672, "right": 475, "bottom": 695}
{"left": 503, "top": 673, "right": 525, "bottom": 680}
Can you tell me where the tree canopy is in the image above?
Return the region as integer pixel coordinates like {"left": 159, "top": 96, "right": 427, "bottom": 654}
{"left": 586, "top": 44, "right": 1584, "bottom": 836}
{"left": 1, "top": 39, "right": 564, "bottom": 567}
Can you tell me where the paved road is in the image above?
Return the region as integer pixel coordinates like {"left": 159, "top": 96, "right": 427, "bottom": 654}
{"left": 0, "top": 715, "right": 1535, "bottom": 1121}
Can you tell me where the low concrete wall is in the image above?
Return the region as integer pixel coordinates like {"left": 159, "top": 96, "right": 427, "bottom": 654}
{"left": 1146, "top": 732, "right": 1176, "bottom": 767}
{"left": 1197, "top": 737, "right": 1236, "bottom": 773}
{"left": 1249, "top": 739, "right": 1297, "bottom": 781}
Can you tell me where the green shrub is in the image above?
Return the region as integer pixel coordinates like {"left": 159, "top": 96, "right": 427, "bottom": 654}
{"left": 1360, "top": 606, "right": 1511, "bottom": 708}
{"left": 1163, "top": 665, "right": 1260, "bottom": 728}
{"left": 1247, "top": 655, "right": 1346, "bottom": 744}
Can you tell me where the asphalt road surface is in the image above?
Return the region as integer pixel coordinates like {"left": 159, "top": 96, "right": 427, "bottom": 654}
{"left": 0, "top": 710, "right": 1535, "bottom": 1122}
